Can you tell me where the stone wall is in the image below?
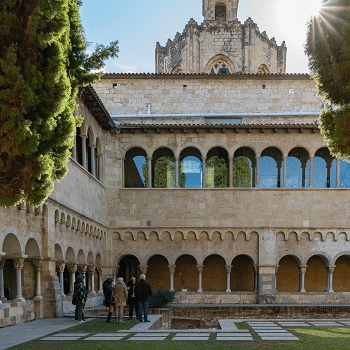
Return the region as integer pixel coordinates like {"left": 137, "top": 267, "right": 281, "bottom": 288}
{"left": 94, "top": 75, "right": 320, "bottom": 117}
{"left": 0, "top": 300, "right": 35, "bottom": 328}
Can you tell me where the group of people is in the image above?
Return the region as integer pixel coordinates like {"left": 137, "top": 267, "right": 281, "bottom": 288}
{"left": 102, "top": 273, "right": 152, "bottom": 324}
{"left": 72, "top": 273, "right": 152, "bottom": 324}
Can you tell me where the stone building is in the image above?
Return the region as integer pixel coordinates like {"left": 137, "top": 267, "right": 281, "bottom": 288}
{"left": 155, "top": 0, "right": 287, "bottom": 74}
{"left": 1, "top": 0, "right": 350, "bottom": 327}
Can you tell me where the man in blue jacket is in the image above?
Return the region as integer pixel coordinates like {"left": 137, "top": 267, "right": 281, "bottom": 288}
{"left": 135, "top": 274, "right": 152, "bottom": 322}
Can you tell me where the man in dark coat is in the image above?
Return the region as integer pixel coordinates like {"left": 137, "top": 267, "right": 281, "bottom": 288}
{"left": 72, "top": 274, "right": 88, "bottom": 321}
{"left": 126, "top": 274, "right": 138, "bottom": 320}
{"left": 135, "top": 274, "right": 152, "bottom": 322}
{"left": 102, "top": 278, "right": 114, "bottom": 323}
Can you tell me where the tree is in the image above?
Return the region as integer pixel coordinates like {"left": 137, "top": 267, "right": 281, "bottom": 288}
{"left": 206, "top": 156, "right": 228, "bottom": 188}
{"left": 305, "top": 0, "right": 350, "bottom": 160}
{"left": 232, "top": 156, "right": 251, "bottom": 188}
{"left": 0, "top": 0, "right": 118, "bottom": 207}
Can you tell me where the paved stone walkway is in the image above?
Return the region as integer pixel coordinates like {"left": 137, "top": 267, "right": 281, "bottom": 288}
{"left": 2, "top": 318, "right": 350, "bottom": 348}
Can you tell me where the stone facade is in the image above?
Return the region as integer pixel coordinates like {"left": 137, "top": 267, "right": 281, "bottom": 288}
{"left": 155, "top": 0, "right": 286, "bottom": 74}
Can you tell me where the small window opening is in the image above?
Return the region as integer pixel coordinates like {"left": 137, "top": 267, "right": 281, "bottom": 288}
{"left": 113, "top": 84, "right": 118, "bottom": 88}
{"left": 262, "top": 85, "right": 266, "bottom": 89}
{"left": 215, "top": 4, "right": 226, "bottom": 21}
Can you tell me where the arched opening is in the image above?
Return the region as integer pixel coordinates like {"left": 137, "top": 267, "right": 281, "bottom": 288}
{"left": 234, "top": 147, "right": 256, "bottom": 187}
{"left": 152, "top": 148, "right": 176, "bottom": 188}
{"left": 305, "top": 256, "right": 327, "bottom": 292}
{"left": 276, "top": 256, "right": 300, "bottom": 292}
{"left": 76, "top": 127, "right": 83, "bottom": 165}
{"left": 86, "top": 128, "right": 94, "bottom": 173}
{"left": 174, "top": 255, "right": 198, "bottom": 292}
{"left": 180, "top": 147, "right": 202, "bottom": 188}
{"left": 23, "top": 239, "right": 41, "bottom": 299}
{"left": 334, "top": 256, "right": 350, "bottom": 292}
{"left": 260, "top": 147, "right": 283, "bottom": 188}
{"left": 257, "top": 64, "right": 270, "bottom": 74}
{"left": 147, "top": 255, "right": 169, "bottom": 290}
{"left": 287, "top": 148, "right": 310, "bottom": 188}
{"left": 206, "top": 147, "right": 228, "bottom": 187}
{"left": 95, "top": 138, "right": 101, "bottom": 180}
{"left": 215, "top": 3, "right": 226, "bottom": 21}
{"left": 313, "top": 148, "right": 335, "bottom": 188}
{"left": 171, "top": 66, "right": 183, "bottom": 74}
{"left": 231, "top": 255, "right": 255, "bottom": 291}
{"left": 202, "top": 255, "right": 226, "bottom": 291}
{"left": 118, "top": 255, "right": 140, "bottom": 283}
{"left": 340, "top": 160, "right": 350, "bottom": 188}
{"left": 124, "top": 147, "right": 147, "bottom": 188}
{"left": 206, "top": 54, "right": 235, "bottom": 74}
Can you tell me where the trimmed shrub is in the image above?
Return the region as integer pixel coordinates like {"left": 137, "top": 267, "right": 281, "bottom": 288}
{"left": 150, "top": 290, "right": 176, "bottom": 308}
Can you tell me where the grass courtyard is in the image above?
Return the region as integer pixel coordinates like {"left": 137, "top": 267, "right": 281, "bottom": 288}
{"left": 8, "top": 318, "right": 350, "bottom": 350}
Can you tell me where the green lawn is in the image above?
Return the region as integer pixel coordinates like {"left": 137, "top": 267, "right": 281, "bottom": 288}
{"left": 8, "top": 319, "right": 350, "bottom": 350}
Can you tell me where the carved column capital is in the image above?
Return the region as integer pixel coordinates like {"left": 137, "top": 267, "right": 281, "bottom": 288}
{"left": 113, "top": 266, "right": 120, "bottom": 275}
{"left": 57, "top": 262, "right": 65, "bottom": 273}
{"left": 196, "top": 264, "right": 204, "bottom": 273}
{"left": 88, "top": 266, "right": 96, "bottom": 274}
{"left": 14, "top": 258, "right": 24, "bottom": 270}
{"left": 168, "top": 265, "right": 176, "bottom": 274}
{"left": 140, "top": 265, "right": 148, "bottom": 275}
{"left": 299, "top": 266, "right": 308, "bottom": 275}
{"left": 225, "top": 265, "right": 232, "bottom": 274}
{"left": 68, "top": 264, "right": 77, "bottom": 274}
{"left": 33, "top": 260, "right": 42, "bottom": 271}
{"left": 327, "top": 266, "right": 335, "bottom": 274}
{"left": 78, "top": 265, "right": 87, "bottom": 274}
{"left": 97, "top": 267, "right": 102, "bottom": 274}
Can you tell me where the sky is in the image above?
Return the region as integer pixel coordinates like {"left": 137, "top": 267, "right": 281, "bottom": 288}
{"left": 79, "top": 0, "right": 322, "bottom": 74}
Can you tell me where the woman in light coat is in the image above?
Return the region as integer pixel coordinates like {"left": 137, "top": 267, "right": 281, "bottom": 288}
{"left": 111, "top": 277, "right": 128, "bottom": 323}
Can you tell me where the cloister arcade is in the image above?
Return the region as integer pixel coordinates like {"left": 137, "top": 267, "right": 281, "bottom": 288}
{"left": 124, "top": 145, "right": 350, "bottom": 189}
{"left": 115, "top": 252, "right": 350, "bottom": 295}
{"left": 0, "top": 232, "right": 103, "bottom": 303}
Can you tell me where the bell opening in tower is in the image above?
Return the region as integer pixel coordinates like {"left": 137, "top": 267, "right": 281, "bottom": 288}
{"left": 215, "top": 3, "right": 226, "bottom": 21}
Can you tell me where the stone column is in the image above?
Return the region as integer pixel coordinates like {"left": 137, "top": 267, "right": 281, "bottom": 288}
{"left": 175, "top": 157, "right": 179, "bottom": 188}
{"left": 197, "top": 264, "right": 204, "bottom": 292}
{"left": 309, "top": 156, "right": 314, "bottom": 187}
{"left": 327, "top": 267, "right": 335, "bottom": 292}
{"left": 168, "top": 265, "right": 176, "bottom": 292}
{"left": 255, "top": 156, "right": 260, "bottom": 188}
{"left": 90, "top": 145, "right": 96, "bottom": 177}
{"left": 97, "top": 267, "right": 103, "bottom": 293}
{"left": 299, "top": 266, "right": 307, "bottom": 293}
{"left": 78, "top": 265, "right": 87, "bottom": 285}
{"left": 225, "top": 265, "right": 232, "bottom": 292}
{"left": 0, "top": 258, "right": 6, "bottom": 301}
{"left": 88, "top": 266, "right": 96, "bottom": 295}
{"left": 228, "top": 156, "right": 233, "bottom": 188}
{"left": 68, "top": 264, "right": 77, "bottom": 295}
{"left": 81, "top": 134, "right": 87, "bottom": 169}
{"left": 97, "top": 152, "right": 103, "bottom": 182}
{"left": 147, "top": 157, "right": 152, "bottom": 188}
{"left": 201, "top": 157, "right": 206, "bottom": 188}
{"left": 336, "top": 159, "right": 340, "bottom": 188}
{"left": 33, "top": 260, "right": 43, "bottom": 297}
{"left": 113, "top": 266, "right": 119, "bottom": 283}
{"left": 140, "top": 265, "right": 148, "bottom": 276}
{"left": 254, "top": 266, "right": 259, "bottom": 292}
{"left": 57, "top": 262, "right": 65, "bottom": 296}
{"left": 121, "top": 157, "right": 125, "bottom": 188}
{"left": 14, "top": 258, "right": 25, "bottom": 302}
{"left": 283, "top": 156, "right": 287, "bottom": 187}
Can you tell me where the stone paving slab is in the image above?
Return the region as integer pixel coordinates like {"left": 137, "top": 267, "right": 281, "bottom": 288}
{"left": 172, "top": 336, "right": 209, "bottom": 341}
{"left": 216, "top": 333, "right": 252, "bottom": 337}
{"left": 216, "top": 336, "right": 253, "bottom": 341}
{"left": 91, "top": 333, "right": 129, "bottom": 337}
{"left": 129, "top": 336, "right": 168, "bottom": 341}
{"left": 41, "top": 336, "right": 83, "bottom": 341}
{"left": 85, "top": 336, "right": 125, "bottom": 341}
{"left": 218, "top": 319, "right": 239, "bottom": 331}
{"left": 309, "top": 322, "right": 340, "bottom": 326}
{"left": 278, "top": 322, "right": 311, "bottom": 327}
{"left": 255, "top": 329, "right": 288, "bottom": 333}
{"left": 260, "top": 336, "right": 299, "bottom": 341}
{"left": 122, "top": 315, "right": 162, "bottom": 332}
{"left": 340, "top": 322, "right": 350, "bottom": 326}
{"left": 132, "top": 333, "right": 170, "bottom": 337}
{"left": 51, "top": 333, "right": 90, "bottom": 337}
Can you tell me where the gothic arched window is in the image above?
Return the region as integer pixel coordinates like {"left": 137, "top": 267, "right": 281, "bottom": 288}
{"left": 215, "top": 4, "right": 226, "bottom": 20}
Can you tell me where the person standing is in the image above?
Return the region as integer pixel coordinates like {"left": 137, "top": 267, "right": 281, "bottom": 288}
{"left": 102, "top": 278, "right": 114, "bottom": 323}
{"left": 127, "top": 274, "right": 138, "bottom": 320}
{"left": 72, "top": 275, "right": 88, "bottom": 321}
{"left": 111, "top": 277, "right": 128, "bottom": 324}
{"left": 135, "top": 274, "right": 152, "bottom": 322}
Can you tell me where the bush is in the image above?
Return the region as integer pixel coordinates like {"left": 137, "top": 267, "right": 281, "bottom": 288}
{"left": 150, "top": 290, "right": 175, "bottom": 308}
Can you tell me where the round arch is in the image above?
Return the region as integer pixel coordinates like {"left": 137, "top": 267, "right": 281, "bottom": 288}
{"left": 180, "top": 147, "right": 203, "bottom": 188}
{"left": 24, "top": 238, "right": 40, "bottom": 259}
{"left": 118, "top": 254, "right": 140, "bottom": 283}
{"left": 2, "top": 233, "right": 22, "bottom": 257}
{"left": 276, "top": 255, "right": 300, "bottom": 292}
{"left": 65, "top": 247, "right": 76, "bottom": 263}
{"left": 305, "top": 255, "right": 328, "bottom": 292}
{"left": 152, "top": 147, "right": 176, "bottom": 188}
{"left": 124, "top": 147, "right": 148, "bottom": 188}
{"left": 231, "top": 254, "right": 255, "bottom": 291}
{"left": 202, "top": 254, "right": 226, "bottom": 292}
{"left": 174, "top": 254, "right": 198, "bottom": 292}
{"left": 147, "top": 254, "right": 169, "bottom": 290}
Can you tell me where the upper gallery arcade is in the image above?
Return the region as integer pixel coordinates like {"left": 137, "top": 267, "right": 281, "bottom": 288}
{"left": 155, "top": 0, "right": 287, "bottom": 74}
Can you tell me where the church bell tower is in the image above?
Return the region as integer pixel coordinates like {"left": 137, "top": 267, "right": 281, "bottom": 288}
{"left": 202, "top": 0, "right": 239, "bottom": 22}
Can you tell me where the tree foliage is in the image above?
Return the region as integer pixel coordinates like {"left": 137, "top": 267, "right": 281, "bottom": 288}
{"left": 232, "top": 156, "right": 251, "bottom": 187}
{"left": 206, "top": 156, "right": 228, "bottom": 188}
{"left": 0, "top": 0, "right": 118, "bottom": 207}
{"left": 305, "top": 0, "right": 350, "bottom": 160}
